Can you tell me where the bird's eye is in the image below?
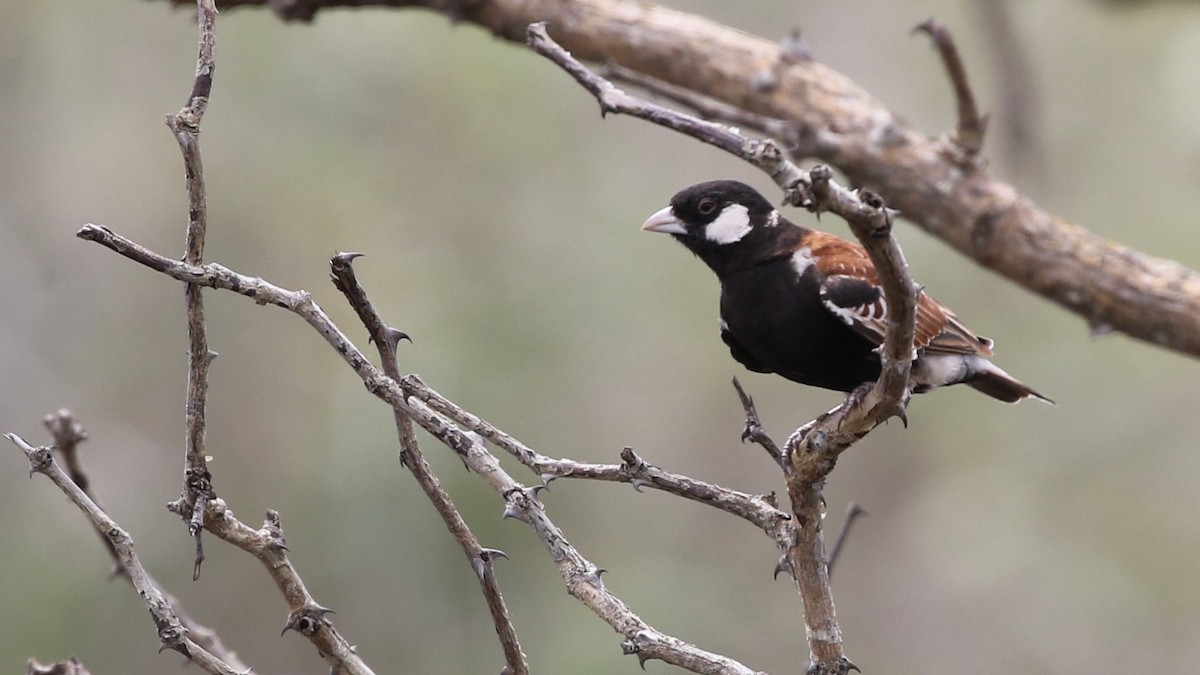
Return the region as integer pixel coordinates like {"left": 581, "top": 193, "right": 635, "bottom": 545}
{"left": 697, "top": 198, "right": 718, "bottom": 215}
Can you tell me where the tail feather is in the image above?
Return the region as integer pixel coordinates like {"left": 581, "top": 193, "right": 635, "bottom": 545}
{"left": 966, "top": 366, "right": 1054, "bottom": 405}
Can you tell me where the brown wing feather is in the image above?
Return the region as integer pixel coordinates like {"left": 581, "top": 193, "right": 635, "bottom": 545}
{"left": 805, "top": 231, "right": 993, "bottom": 356}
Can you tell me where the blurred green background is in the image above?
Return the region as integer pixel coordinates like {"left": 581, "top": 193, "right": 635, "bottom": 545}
{"left": 3, "top": 1, "right": 1200, "bottom": 673}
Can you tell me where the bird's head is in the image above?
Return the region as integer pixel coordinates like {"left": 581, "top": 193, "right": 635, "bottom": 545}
{"left": 642, "top": 180, "right": 785, "bottom": 273}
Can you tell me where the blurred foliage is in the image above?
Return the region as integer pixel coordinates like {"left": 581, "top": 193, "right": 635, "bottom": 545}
{"left": 2, "top": 1, "right": 1199, "bottom": 673}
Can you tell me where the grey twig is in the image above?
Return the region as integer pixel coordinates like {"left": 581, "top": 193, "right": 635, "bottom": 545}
{"left": 730, "top": 377, "right": 783, "bottom": 467}
{"left": 406, "top": 398, "right": 768, "bottom": 675}
{"left": 402, "top": 374, "right": 790, "bottom": 540}
{"left": 163, "top": 0, "right": 219, "bottom": 582}
{"left": 40, "top": 410, "right": 251, "bottom": 669}
{"left": 6, "top": 434, "right": 245, "bottom": 675}
{"left": 914, "top": 17, "right": 987, "bottom": 159}
{"left": 164, "top": 502, "right": 376, "bottom": 675}
{"left": 328, "top": 254, "right": 529, "bottom": 675}
{"left": 527, "top": 22, "right": 809, "bottom": 204}
{"left": 826, "top": 502, "right": 867, "bottom": 576}
{"left": 598, "top": 61, "right": 803, "bottom": 151}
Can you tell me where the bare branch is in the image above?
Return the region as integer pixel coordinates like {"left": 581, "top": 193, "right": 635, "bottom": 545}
{"left": 329, "top": 254, "right": 529, "bottom": 675}
{"left": 41, "top": 410, "right": 121, "bottom": 571}
{"left": 405, "top": 398, "right": 768, "bottom": 675}
{"left": 731, "top": 377, "right": 783, "bottom": 466}
{"left": 599, "top": 61, "right": 802, "bottom": 151}
{"left": 7, "top": 434, "right": 246, "bottom": 675}
{"left": 527, "top": 22, "right": 808, "bottom": 201}
{"left": 38, "top": 410, "right": 252, "bottom": 669}
{"left": 914, "top": 17, "right": 987, "bottom": 158}
{"left": 827, "top": 502, "right": 867, "bottom": 576}
{"left": 402, "top": 374, "right": 790, "bottom": 539}
{"left": 164, "top": 0, "right": 220, "bottom": 581}
{"left": 167, "top": 502, "right": 377, "bottom": 675}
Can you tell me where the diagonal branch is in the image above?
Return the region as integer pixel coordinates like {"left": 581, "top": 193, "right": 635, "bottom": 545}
{"left": 405, "top": 398, "right": 768, "bottom": 675}
{"left": 914, "top": 17, "right": 987, "bottom": 158}
{"left": 39, "top": 410, "right": 249, "bottom": 671}
{"left": 329, "top": 254, "right": 528, "bottom": 675}
{"left": 6, "top": 434, "right": 245, "bottom": 675}
{"left": 166, "top": 501, "right": 377, "bottom": 675}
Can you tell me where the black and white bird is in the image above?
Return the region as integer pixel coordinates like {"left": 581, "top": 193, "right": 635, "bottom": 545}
{"left": 641, "top": 180, "right": 1052, "bottom": 404}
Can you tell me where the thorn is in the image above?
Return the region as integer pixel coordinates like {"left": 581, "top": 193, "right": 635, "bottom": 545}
{"left": 480, "top": 547, "right": 509, "bottom": 562}
{"left": 386, "top": 327, "right": 411, "bottom": 345}
{"left": 583, "top": 566, "right": 607, "bottom": 588}
{"left": 778, "top": 27, "right": 812, "bottom": 63}
{"left": 332, "top": 251, "right": 365, "bottom": 264}
{"left": 773, "top": 555, "right": 793, "bottom": 580}
{"left": 630, "top": 478, "right": 645, "bottom": 493}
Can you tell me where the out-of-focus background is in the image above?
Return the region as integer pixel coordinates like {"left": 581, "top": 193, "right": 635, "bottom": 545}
{"left": 3, "top": 1, "right": 1199, "bottom": 673}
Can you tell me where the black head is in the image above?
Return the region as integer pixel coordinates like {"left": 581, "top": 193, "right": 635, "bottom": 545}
{"left": 642, "top": 180, "right": 787, "bottom": 273}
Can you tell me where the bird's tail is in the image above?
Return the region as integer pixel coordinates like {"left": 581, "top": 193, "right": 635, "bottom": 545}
{"left": 967, "top": 362, "right": 1054, "bottom": 404}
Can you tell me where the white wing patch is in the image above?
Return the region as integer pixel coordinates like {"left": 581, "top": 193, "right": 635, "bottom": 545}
{"left": 766, "top": 210, "right": 781, "bottom": 227}
{"left": 704, "top": 204, "right": 752, "bottom": 244}
{"left": 820, "top": 274, "right": 889, "bottom": 344}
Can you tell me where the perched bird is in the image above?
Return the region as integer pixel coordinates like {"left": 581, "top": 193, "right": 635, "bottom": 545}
{"left": 641, "top": 180, "right": 1052, "bottom": 404}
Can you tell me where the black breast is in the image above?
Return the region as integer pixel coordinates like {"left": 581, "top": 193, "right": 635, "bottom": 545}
{"left": 718, "top": 259, "right": 881, "bottom": 392}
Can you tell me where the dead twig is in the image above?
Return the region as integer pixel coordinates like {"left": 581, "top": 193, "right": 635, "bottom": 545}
{"left": 914, "top": 17, "right": 988, "bottom": 160}
{"left": 329, "top": 253, "right": 529, "bottom": 675}
{"left": 6, "top": 434, "right": 244, "bottom": 675}
{"left": 164, "top": 0, "right": 219, "bottom": 582}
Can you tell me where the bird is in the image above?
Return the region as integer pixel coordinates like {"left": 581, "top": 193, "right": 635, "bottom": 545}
{"left": 641, "top": 180, "right": 1052, "bottom": 404}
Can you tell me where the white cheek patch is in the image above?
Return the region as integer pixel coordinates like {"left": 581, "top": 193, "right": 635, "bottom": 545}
{"left": 704, "top": 204, "right": 752, "bottom": 244}
{"left": 791, "top": 247, "right": 814, "bottom": 276}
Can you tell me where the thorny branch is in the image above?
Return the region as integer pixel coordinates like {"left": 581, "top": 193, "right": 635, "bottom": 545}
{"left": 74, "top": 222, "right": 771, "bottom": 672}
{"left": 329, "top": 254, "right": 529, "bottom": 675}
{"left": 165, "top": 501, "right": 377, "bottom": 675}
{"left": 166, "top": 0, "right": 218, "bottom": 582}
{"left": 6, "top": 434, "right": 243, "bottom": 675}
{"left": 407, "top": 397, "right": 768, "bottom": 675}
{"left": 915, "top": 17, "right": 987, "bottom": 159}
{"left": 38, "top": 410, "right": 249, "bottom": 671}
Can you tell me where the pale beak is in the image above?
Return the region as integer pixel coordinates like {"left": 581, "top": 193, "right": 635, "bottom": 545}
{"left": 641, "top": 206, "right": 688, "bottom": 235}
